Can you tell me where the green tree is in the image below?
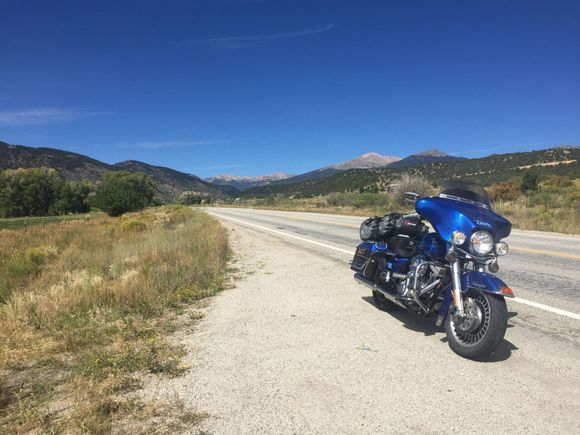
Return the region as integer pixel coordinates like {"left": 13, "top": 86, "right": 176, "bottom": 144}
{"left": 178, "top": 191, "right": 209, "bottom": 205}
{"left": 51, "top": 181, "right": 91, "bottom": 215}
{"left": 0, "top": 168, "right": 92, "bottom": 217}
{"left": 0, "top": 168, "right": 59, "bottom": 217}
{"left": 521, "top": 171, "right": 540, "bottom": 193}
{"left": 92, "top": 171, "right": 156, "bottom": 216}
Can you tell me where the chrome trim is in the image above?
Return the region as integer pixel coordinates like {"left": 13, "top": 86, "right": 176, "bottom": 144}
{"left": 354, "top": 273, "right": 407, "bottom": 309}
{"left": 450, "top": 257, "right": 465, "bottom": 317}
{"left": 438, "top": 193, "right": 490, "bottom": 209}
{"left": 417, "top": 278, "right": 442, "bottom": 297}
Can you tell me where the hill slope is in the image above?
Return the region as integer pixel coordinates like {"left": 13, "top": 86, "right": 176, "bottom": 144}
{"left": 243, "top": 146, "right": 579, "bottom": 197}
{"left": 388, "top": 149, "right": 463, "bottom": 169}
{"left": 0, "top": 141, "right": 233, "bottom": 201}
{"left": 253, "top": 152, "right": 402, "bottom": 188}
{"left": 330, "top": 152, "right": 401, "bottom": 170}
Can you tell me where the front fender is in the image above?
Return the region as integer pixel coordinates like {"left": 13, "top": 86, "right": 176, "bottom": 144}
{"left": 436, "top": 272, "right": 514, "bottom": 324}
{"left": 460, "top": 272, "right": 514, "bottom": 297}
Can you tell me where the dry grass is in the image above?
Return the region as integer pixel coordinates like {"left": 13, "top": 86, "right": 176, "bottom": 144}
{"left": 230, "top": 194, "right": 412, "bottom": 218}
{"left": 493, "top": 199, "right": 580, "bottom": 234}
{"left": 0, "top": 205, "right": 229, "bottom": 433}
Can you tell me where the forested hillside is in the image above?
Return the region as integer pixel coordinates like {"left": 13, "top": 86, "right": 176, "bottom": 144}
{"left": 244, "top": 147, "right": 579, "bottom": 197}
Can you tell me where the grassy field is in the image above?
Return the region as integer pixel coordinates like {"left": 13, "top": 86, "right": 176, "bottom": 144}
{"left": 227, "top": 188, "right": 580, "bottom": 234}
{"left": 0, "top": 205, "right": 229, "bottom": 433}
{"left": 0, "top": 213, "right": 94, "bottom": 230}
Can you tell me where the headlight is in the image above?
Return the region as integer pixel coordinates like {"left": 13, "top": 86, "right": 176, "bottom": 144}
{"left": 451, "top": 231, "right": 466, "bottom": 245}
{"left": 495, "top": 241, "right": 509, "bottom": 256}
{"left": 470, "top": 231, "right": 493, "bottom": 255}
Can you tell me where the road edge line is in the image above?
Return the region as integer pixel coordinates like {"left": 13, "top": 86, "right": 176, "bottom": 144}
{"left": 208, "top": 212, "right": 353, "bottom": 255}
{"left": 510, "top": 297, "right": 580, "bottom": 320}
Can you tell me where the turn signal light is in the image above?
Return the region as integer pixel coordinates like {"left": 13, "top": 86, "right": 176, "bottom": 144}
{"left": 501, "top": 287, "right": 514, "bottom": 298}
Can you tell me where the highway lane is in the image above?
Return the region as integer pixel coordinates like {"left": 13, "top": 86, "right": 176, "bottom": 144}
{"left": 207, "top": 207, "right": 580, "bottom": 339}
{"left": 157, "top": 206, "right": 580, "bottom": 433}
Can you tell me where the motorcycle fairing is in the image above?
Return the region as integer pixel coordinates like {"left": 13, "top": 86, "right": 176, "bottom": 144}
{"left": 415, "top": 197, "right": 512, "bottom": 243}
{"left": 437, "top": 271, "right": 514, "bottom": 319}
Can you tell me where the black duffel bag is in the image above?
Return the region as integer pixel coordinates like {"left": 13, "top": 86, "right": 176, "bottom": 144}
{"left": 359, "top": 216, "right": 381, "bottom": 241}
{"left": 395, "top": 214, "right": 427, "bottom": 237}
{"left": 378, "top": 212, "right": 402, "bottom": 238}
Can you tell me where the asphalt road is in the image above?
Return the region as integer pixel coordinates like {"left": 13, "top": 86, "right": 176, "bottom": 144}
{"left": 208, "top": 207, "right": 580, "bottom": 321}
{"left": 149, "top": 207, "right": 580, "bottom": 434}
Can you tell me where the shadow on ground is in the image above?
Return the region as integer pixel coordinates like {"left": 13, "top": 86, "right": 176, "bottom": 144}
{"left": 361, "top": 296, "right": 519, "bottom": 362}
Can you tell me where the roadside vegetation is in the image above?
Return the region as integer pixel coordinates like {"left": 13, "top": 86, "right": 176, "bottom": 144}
{"left": 229, "top": 173, "right": 580, "bottom": 234}
{"left": 0, "top": 205, "right": 229, "bottom": 433}
{"left": 0, "top": 213, "right": 94, "bottom": 230}
{"left": 0, "top": 168, "right": 90, "bottom": 218}
{"left": 489, "top": 175, "right": 580, "bottom": 233}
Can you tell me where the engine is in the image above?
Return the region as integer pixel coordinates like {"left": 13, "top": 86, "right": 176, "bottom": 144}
{"left": 398, "top": 256, "right": 445, "bottom": 301}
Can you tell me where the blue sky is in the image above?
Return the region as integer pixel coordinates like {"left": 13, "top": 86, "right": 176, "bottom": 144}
{"left": 1, "top": 0, "right": 579, "bottom": 177}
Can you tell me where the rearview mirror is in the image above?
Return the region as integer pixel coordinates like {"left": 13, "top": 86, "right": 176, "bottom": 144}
{"left": 404, "top": 192, "right": 420, "bottom": 203}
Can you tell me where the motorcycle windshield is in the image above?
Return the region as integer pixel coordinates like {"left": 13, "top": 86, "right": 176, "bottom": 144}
{"left": 438, "top": 180, "right": 491, "bottom": 208}
{"left": 415, "top": 181, "right": 511, "bottom": 243}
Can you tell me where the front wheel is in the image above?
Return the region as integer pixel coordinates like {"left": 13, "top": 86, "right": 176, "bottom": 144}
{"left": 445, "top": 290, "right": 507, "bottom": 359}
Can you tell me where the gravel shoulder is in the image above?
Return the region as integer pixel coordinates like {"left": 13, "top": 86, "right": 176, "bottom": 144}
{"left": 143, "top": 220, "right": 580, "bottom": 434}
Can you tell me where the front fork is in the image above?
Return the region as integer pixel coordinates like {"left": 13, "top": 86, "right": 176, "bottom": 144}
{"left": 450, "top": 259, "right": 465, "bottom": 317}
{"left": 447, "top": 248, "right": 465, "bottom": 317}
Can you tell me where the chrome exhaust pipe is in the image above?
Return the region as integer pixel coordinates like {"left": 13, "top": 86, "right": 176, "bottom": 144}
{"left": 354, "top": 273, "right": 408, "bottom": 309}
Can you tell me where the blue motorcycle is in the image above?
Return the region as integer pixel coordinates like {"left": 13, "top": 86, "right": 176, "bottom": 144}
{"left": 351, "top": 181, "right": 514, "bottom": 358}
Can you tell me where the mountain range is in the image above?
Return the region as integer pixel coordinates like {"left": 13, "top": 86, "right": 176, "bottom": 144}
{"left": 242, "top": 146, "right": 579, "bottom": 197}
{"left": 207, "top": 150, "right": 460, "bottom": 191}
{"left": 207, "top": 172, "right": 295, "bottom": 191}
{"left": 0, "top": 141, "right": 234, "bottom": 202}
{"left": 2, "top": 139, "right": 577, "bottom": 201}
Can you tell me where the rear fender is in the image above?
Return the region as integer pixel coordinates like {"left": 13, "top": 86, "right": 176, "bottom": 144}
{"left": 436, "top": 272, "right": 514, "bottom": 323}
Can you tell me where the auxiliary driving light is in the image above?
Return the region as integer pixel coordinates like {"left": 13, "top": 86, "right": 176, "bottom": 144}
{"left": 495, "top": 241, "right": 509, "bottom": 256}
{"left": 451, "top": 231, "right": 467, "bottom": 245}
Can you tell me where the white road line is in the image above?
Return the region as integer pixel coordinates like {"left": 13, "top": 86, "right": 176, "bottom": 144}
{"left": 511, "top": 297, "right": 580, "bottom": 320}
{"left": 210, "top": 212, "right": 353, "bottom": 255}
{"left": 210, "top": 211, "right": 580, "bottom": 321}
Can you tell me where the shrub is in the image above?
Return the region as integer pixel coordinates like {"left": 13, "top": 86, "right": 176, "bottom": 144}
{"left": 392, "top": 175, "right": 432, "bottom": 205}
{"left": 521, "top": 170, "right": 540, "bottom": 193}
{"left": 326, "top": 192, "right": 359, "bottom": 207}
{"left": 487, "top": 178, "right": 522, "bottom": 201}
{"left": 5, "top": 246, "right": 55, "bottom": 282}
{"left": 178, "top": 191, "right": 209, "bottom": 205}
{"left": 543, "top": 175, "right": 574, "bottom": 188}
{"left": 92, "top": 171, "right": 156, "bottom": 217}
{"left": 120, "top": 220, "right": 147, "bottom": 233}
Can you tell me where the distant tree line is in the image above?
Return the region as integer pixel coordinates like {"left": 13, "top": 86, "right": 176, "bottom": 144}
{"left": 178, "top": 191, "right": 213, "bottom": 205}
{"left": 0, "top": 168, "right": 158, "bottom": 218}
{"left": 0, "top": 168, "right": 90, "bottom": 218}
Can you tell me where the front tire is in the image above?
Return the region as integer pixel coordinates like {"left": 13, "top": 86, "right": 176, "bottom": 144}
{"left": 445, "top": 290, "right": 507, "bottom": 359}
